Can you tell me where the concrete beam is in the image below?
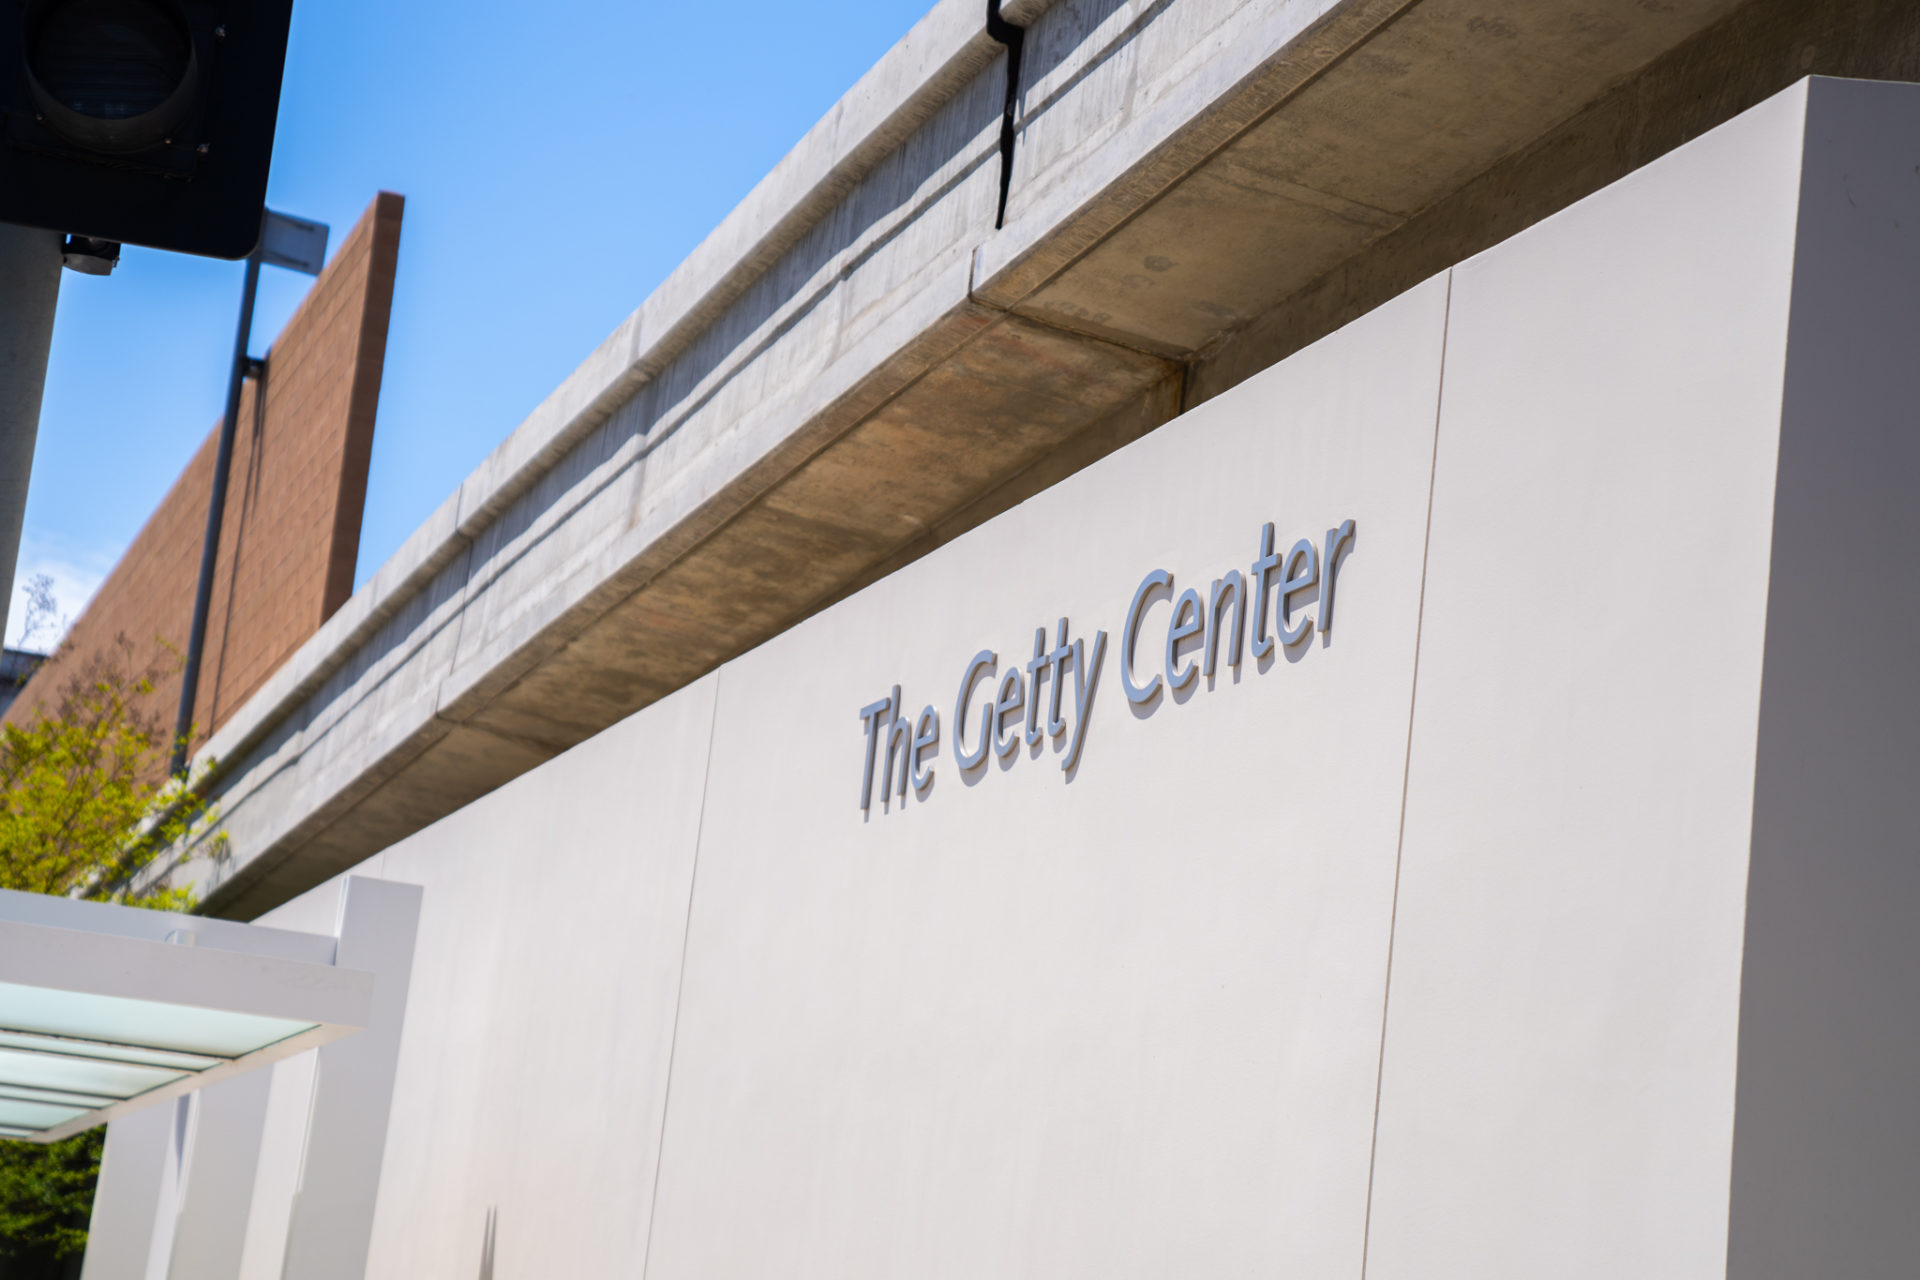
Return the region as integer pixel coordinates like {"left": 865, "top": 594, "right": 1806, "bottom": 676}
{"left": 167, "top": 0, "right": 1920, "bottom": 917}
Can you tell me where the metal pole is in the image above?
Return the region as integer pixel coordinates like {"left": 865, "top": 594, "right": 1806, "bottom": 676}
{"left": 171, "top": 253, "right": 259, "bottom": 777}
{"left": 0, "top": 224, "right": 62, "bottom": 650}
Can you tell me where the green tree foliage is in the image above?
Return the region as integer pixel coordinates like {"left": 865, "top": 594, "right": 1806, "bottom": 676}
{"left": 0, "top": 1131, "right": 102, "bottom": 1278}
{"left": 0, "top": 631, "right": 219, "bottom": 1276}
{"left": 0, "top": 639, "right": 212, "bottom": 908}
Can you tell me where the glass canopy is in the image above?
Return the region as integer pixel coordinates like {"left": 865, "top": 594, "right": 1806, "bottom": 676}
{"left": 0, "top": 986, "right": 319, "bottom": 1139}
{"left": 0, "top": 890, "right": 373, "bottom": 1143}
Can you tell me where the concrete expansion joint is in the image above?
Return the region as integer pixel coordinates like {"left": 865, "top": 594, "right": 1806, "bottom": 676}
{"left": 429, "top": 707, "right": 503, "bottom": 742}
{"left": 965, "top": 237, "right": 1188, "bottom": 367}
{"left": 1008, "top": 297, "right": 1193, "bottom": 364}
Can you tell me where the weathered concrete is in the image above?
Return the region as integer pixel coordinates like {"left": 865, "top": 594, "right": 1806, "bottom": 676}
{"left": 168, "top": 0, "right": 1920, "bottom": 917}
{"left": 1192, "top": 0, "right": 1920, "bottom": 395}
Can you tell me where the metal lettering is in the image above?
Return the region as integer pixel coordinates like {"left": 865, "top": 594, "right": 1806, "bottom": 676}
{"left": 862, "top": 514, "right": 1355, "bottom": 808}
{"left": 1279, "top": 539, "right": 1318, "bottom": 647}
{"left": 952, "top": 651, "right": 997, "bottom": 772}
{"left": 1045, "top": 618, "right": 1072, "bottom": 737}
{"left": 1121, "top": 569, "right": 1172, "bottom": 705}
{"left": 1064, "top": 630, "right": 1106, "bottom": 772}
{"left": 880, "top": 703, "right": 911, "bottom": 803}
{"left": 1164, "top": 587, "right": 1203, "bottom": 692}
{"left": 1321, "top": 519, "right": 1355, "bottom": 639}
{"left": 857, "top": 688, "right": 896, "bottom": 810}
{"left": 1024, "top": 627, "right": 1049, "bottom": 747}
{"left": 1205, "top": 570, "right": 1245, "bottom": 677}
{"left": 1249, "top": 522, "right": 1282, "bottom": 661}
{"left": 993, "top": 668, "right": 1025, "bottom": 761}
{"left": 911, "top": 706, "right": 940, "bottom": 792}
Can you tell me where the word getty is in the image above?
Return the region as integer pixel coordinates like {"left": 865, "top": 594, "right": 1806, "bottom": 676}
{"left": 858, "top": 517, "right": 1355, "bottom": 812}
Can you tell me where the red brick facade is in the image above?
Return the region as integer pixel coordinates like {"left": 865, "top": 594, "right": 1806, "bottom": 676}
{"left": 6, "top": 193, "right": 404, "bottom": 754}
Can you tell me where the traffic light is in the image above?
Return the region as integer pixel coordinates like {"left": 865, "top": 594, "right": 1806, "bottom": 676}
{"left": 0, "top": 0, "right": 296, "bottom": 260}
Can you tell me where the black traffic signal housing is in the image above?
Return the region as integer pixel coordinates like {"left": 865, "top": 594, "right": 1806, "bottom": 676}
{"left": 0, "top": 0, "right": 296, "bottom": 260}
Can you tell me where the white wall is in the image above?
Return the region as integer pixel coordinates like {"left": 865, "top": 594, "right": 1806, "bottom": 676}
{"left": 640, "top": 272, "right": 1445, "bottom": 1280}
{"left": 214, "top": 77, "right": 1920, "bottom": 1279}
{"left": 236, "top": 678, "right": 715, "bottom": 1279}
{"left": 1360, "top": 79, "right": 1806, "bottom": 1280}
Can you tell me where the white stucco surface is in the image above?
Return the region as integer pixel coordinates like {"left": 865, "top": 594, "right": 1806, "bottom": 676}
{"left": 232, "top": 679, "right": 716, "bottom": 1279}
{"left": 640, "top": 272, "right": 1445, "bottom": 1280}
{"left": 1362, "top": 82, "right": 1805, "bottom": 1280}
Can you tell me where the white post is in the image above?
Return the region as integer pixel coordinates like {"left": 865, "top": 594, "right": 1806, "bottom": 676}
{"left": 140, "top": 1099, "right": 191, "bottom": 1280}
{"left": 79, "top": 1104, "right": 175, "bottom": 1280}
{"left": 0, "top": 223, "right": 60, "bottom": 644}
{"left": 279, "top": 877, "right": 423, "bottom": 1280}
{"left": 75, "top": 878, "right": 419, "bottom": 1279}
{"left": 164, "top": 1070, "right": 274, "bottom": 1278}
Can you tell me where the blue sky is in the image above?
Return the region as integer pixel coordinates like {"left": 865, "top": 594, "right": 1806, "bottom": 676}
{"left": 9, "top": 0, "right": 934, "bottom": 646}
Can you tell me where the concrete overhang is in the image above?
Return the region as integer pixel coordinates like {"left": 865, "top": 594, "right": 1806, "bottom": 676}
{"left": 166, "top": 0, "right": 1920, "bottom": 917}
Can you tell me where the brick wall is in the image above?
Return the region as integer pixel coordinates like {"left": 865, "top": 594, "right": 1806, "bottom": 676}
{"left": 6, "top": 193, "right": 404, "bottom": 758}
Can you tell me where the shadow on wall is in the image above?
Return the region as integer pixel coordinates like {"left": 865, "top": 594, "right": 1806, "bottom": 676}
{"left": 478, "top": 1205, "right": 497, "bottom": 1280}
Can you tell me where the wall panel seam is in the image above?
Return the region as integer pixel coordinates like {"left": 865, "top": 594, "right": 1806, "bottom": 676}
{"left": 639, "top": 671, "right": 724, "bottom": 1280}
{"left": 1357, "top": 267, "right": 1452, "bottom": 1279}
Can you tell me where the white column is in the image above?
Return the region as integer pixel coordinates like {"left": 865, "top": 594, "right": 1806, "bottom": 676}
{"left": 79, "top": 1101, "right": 175, "bottom": 1280}
{"left": 0, "top": 223, "right": 59, "bottom": 643}
{"left": 165, "top": 1069, "right": 274, "bottom": 1278}
{"left": 279, "top": 877, "right": 423, "bottom": 1280}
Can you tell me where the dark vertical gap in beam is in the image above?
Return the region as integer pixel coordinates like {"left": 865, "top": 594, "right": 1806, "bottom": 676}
{"left": 986, "top": 1, "right": 1026, "bottom": 230}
